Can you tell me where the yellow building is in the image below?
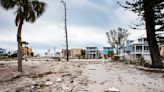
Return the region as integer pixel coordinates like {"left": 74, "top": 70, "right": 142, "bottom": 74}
{"left": 61, "top": 48, "right": 82, "bottom": 59}
{"left": 70, "top": 48, "right": 82, "bottom": 59}
{"left": 61, "top": 49, "right": 71, "bottom": 58}
{"left": 22, "top": 47, "right": 32, "bottom": 57}
{"left": 160, "top": 46, "right": 164, "bottom": 57}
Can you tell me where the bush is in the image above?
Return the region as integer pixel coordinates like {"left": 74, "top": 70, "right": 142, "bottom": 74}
{"left": 124, "top": 60, "right": 130, "bottom": 64}
{"left": 144, "top": 62, "right": 151, "bottom": 67}
{"left": 112, "top": 56, "right": 120, "bottom": 61}
{"left": 139, "top": 57, "right": 145, "bottom": 66}
{"left": 124, "top": 60, "right": 138, "bottom": 65}
{"left": 130, "top": 60, "right": 137, "bottom": 65}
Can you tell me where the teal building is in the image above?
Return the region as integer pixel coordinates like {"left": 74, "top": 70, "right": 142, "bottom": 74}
{"left": 102, "top": 47, "right": 114, "bottom": 54}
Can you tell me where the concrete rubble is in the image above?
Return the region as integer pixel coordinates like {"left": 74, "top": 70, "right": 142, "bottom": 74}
{"left": 108, "top": 87, "right": 119, "bottom": 92}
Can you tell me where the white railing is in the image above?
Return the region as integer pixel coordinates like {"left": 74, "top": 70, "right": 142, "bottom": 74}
{"left": 136, "top": 50, "right": 142, "bottom": 52}
{"left": 144, "top": 50, "right": 149, "bottom": 52}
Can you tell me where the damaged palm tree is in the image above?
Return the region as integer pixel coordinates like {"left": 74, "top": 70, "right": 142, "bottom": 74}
{"left": 0, "top": 0, "right": 46, "bottom": 72}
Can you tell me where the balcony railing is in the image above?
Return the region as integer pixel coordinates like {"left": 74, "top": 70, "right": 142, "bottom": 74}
{"left": 131, "top": 50, "right": 149, "bottom": 53}
{"left": 136, "top": 50, "right": 142, "bottom": 52}
{"left": 144, "top": 50, "right": 149, "bottom": 52}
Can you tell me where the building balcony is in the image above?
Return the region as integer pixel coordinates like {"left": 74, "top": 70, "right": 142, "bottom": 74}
{"left": 131, "top": 50, "right": 149, "bottom": 53}
{"left": 144, "top": 50, "right": 149, "bottom": 52}
{"left": 136, "top": 50, "right": 142, "bottom": 52}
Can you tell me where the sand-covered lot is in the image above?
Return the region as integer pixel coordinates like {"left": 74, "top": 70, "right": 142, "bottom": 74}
{"left": 0, "top": 60, "right": 164, "bottom": 92}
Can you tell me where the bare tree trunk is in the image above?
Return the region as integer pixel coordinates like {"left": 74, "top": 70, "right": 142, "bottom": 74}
{"left": 116, "top": 44, "right": 119, "bottom": 55}
{"left": 144, "top": 0, "right": 163, "bottom": 68}
{"left": 17, "top": 20, "right": 24, "bottom": 72}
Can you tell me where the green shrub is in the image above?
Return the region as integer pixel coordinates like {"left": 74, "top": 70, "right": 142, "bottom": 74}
{"left": 112, "top": 56, "right": 120, "bottom": 61}
{"left": 144, "top": 62, "right": 151, "bottom": 67}
{"left": 124, "top": 61, "right": 130, "bottom": 64}
{"left": 130, "top": 61, "right": 137, "bottom": 65}
{"left": 124, "top": 60, "right": 138, "bottom": 65}
{"left": 139, "top": 57, "right": 145, "bottom": 66}
{"left": 31, "top": 74, "right": 43, "bottom": 78}
{"left": 77, "top": 65, "right": 81, "bottom": 67}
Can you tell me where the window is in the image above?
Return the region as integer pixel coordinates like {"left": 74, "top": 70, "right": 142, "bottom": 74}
{"left": 144, "top": 46, "right": 149, "bottom": 52}
{"left": 144, "top": 38, "right": 147, "bottom": 41}
{"left": 132, "top": 46, "right": 135, "bottom": 52}
{"left": 144, "top": 46, "right": 149, "bottom": 50}
{"left": 136, "top": 46, "right": 142, "bottom": 52}
{"left": 138, "top": 39, "right": 141, "bottom": 42}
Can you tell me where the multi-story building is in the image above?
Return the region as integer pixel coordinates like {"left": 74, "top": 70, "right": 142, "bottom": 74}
{"left": 102, "top": 47, "right": 114, "bottom": 58}
{"left": 85, "top": 47, "right": 99, "bottom": 59}
{"left": 124, "top": 40, "right": 134, "bottom": 53}
{"left": 61, "top": 48, "right": 83, "bottom": 59}
{"left": 61, "top": 49, "right": 71, "bottom": 58}
{"left": 55, "top": 52, "right": 61, "bottom": 57}
{"left": 22, "top": 47, "right": 33, "bottom": 57}
{"left": 160, "top": 46, "right": 164, "bottom": 57}
{"left": 125, "top": 33, "right": 164, "bottom": 60}
{"left": 0, "top": 48, "right": 6, "bottom": 55}
{"left": 157, "top": 33, "right": 164, "bottom": 57}
{"left": 70, "top": 48, "right": 82, "bottom": 59}
{"left": 125, "top": 34, "right": 151, "bottom": 60}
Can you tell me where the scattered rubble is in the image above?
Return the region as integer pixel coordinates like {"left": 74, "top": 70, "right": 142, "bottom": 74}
{"left": 45, "top": 81, "right": 53, "bottom": 86}
{"left": 107, "top": 87, "right": 120, "bottom": 92}
{"left": 56, "top": 77, "right": 62, "bottom": 82}
{"left": 0, "top": 60, "right": 164, "bottom": 92}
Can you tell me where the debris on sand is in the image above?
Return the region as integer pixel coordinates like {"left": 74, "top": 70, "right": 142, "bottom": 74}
{"left": 0, "top": 60, "right": 164, "bottom": 92}
{"left": 62, "top": 73, "right": 72, "bottom": 77}
{"left": 45, "top": 81, "right": 53, "bottom": 86}
{"left": 105, "top": 87, "right": 119, "bottom": 92}
{"left": 56, "top": 77, "right": 62, "bottom": 82}
{"left": 62, "top": 85, "right": 72, "bottom": 91}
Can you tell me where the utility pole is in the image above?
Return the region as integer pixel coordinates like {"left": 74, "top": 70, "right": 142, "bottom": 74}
{"left": 54, "top": 47, "right": 56, "bottom": 57}
{"left": 61, "top": 0, "right": 69, "bottom": 61}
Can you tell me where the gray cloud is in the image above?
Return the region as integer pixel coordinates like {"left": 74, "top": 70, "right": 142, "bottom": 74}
{"left": 0, "top": 0, "right": 140, "bottom": 54}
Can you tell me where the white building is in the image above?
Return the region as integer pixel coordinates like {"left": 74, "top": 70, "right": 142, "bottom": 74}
{"left": 85, "top": 47, "right": 99, "bottom": 59}
{"left": 125, "top": 34, "right": 151, "bottom": 61}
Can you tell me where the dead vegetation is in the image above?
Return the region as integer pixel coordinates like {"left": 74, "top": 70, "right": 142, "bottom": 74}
{"left": 0, "top": 61, "right": 90, "bottom": 92}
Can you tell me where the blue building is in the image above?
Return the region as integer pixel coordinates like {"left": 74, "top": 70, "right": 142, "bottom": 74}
{"left": 0, "top": 48, "right": 6, "bottom": 55}
{"left": 124, "top": 40, "right": 134, "bottom": 53}
{"left": 102, "top": 47, "right": 114, "bottom": 54}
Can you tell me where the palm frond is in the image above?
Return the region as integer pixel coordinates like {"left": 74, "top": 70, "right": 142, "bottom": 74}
{"left": 15, "top": 7, "right": 24, "bottom": 26}
{"left": 1, "top": 0, "right": 46, "bottom": 23}
{"left": 25, "top": 0, "right": 46, "bottom": 23}
{"left": 32, "top": 1, "right": 46, "bottom": 17}
{"left": 0, "top": 0, "right": 16, "bottom": 10}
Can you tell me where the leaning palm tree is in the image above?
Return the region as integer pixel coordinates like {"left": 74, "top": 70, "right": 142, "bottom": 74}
{"left": 0, "top": 0, "right": 46, "bottom": 72}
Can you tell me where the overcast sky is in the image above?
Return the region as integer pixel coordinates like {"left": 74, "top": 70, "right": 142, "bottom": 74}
{"left": 0, "top": 0, "right": 145, "bottom": 55}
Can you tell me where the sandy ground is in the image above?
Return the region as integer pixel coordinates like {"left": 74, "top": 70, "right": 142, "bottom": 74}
{"left": 0, "top": 60, "right": 164, "bottom": 92}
